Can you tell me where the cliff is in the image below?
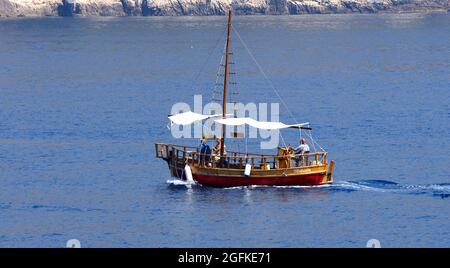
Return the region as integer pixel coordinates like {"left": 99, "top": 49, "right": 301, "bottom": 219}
{"left": 0, "top": 0, "right": 449, "bottom": 17}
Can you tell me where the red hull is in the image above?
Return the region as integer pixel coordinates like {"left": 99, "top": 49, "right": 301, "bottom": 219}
{"left": 193, "top": 173, "right": 327, "bottom": 188}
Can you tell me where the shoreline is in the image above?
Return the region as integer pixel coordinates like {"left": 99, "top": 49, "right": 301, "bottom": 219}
{"left": 0, "top": 9, "right": 448, "bottom": 19}
{"left": 1, "top": 0, "right": 449, "bottom": 18}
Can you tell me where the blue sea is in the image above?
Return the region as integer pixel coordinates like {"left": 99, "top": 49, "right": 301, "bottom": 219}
{"left": 0, "top": 13, "right": 449, "bottom": 247}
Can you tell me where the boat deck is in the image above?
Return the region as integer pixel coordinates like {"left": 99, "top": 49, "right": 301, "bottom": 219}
{"left": 155, "top": 143, "right": 334, "bottom": 186}
{"left": 156, "top": 143, "right": 328, "bottom": 170}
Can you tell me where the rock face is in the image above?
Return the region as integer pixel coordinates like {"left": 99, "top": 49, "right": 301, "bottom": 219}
{"left": 57, "top": 0, "right": 125, "bottom": 16}
{"left": 0, "top": 0, "right": 449, "bottom": 17}
{"left": 0, "top": 0, "right": 60, "bottom": 16}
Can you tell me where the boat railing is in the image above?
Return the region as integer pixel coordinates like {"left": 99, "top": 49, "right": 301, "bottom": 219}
{"left": 155, "top": 143, "right": 327, "bottom": 170}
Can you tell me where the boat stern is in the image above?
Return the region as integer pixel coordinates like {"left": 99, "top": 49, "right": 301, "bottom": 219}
{"left": 324, "top": 160, "right": 335, "bottom": 184}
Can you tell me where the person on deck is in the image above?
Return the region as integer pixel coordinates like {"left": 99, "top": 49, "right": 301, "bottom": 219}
{"left": 295, "top": 138, "right": 310, "bottom": 155}
{"left": 198, "top": 136, "right": 211, "bottom": 162}
{"left": 213, "top": 138, "right": 227, "bottom": 163}
{"left": 294, "top": 138, "right": 310, "bottom": 166}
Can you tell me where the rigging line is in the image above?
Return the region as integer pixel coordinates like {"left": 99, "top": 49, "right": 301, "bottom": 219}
{"left": 232, "top": 26, "right": 298, "bottom": 125}
{"left": 305, "top": 129, "right": 325, "bottom": 152}
{"left": 189, "top": 27, "right": 227, "bottom": 95}
{"left": 211, "top": 53, "right": 225, "bottom": 101}
{"left": 233, "top": 26, "right": 326, "bottom": 152}
{"left": 279, "top": 131, "right": 287, "bottom": 149}
{"left": 305, "top": 129, "right": 316, "bottom": 152}
{"left": 232, "top": 26, "right": 289, "bottom": 148}
{"left": 211, "top": 38, "right": 228, "bottom": 102}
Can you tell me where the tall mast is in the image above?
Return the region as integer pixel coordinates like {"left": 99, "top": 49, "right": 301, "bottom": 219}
{"left": 220, "top": 10, "right": 232, "bottom": 161}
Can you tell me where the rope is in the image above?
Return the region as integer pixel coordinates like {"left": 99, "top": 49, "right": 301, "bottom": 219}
{"left": 189, "top": 27, "right": 227, "bottom": 95}
{"left": 305, "top": 129, "right": 325, "bottom": 152}
{"left": 233, "top": 25, "right": 327, "bottom": 152}
{"left": 232, "top": 26, "right": 291, "bottom": 148}
{"left": 232, "top": 26, "right": 297, "bottom": 125}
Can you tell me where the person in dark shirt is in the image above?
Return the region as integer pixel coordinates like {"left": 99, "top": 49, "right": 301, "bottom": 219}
{"left": 198, "top": 136, "right": 211, "bottom": 162}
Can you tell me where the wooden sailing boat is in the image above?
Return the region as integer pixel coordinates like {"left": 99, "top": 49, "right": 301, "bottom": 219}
{"left": 155, "top": 10, "right": 335, "bottom": 187}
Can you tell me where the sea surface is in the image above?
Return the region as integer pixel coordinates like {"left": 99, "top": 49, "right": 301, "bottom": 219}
{"left": 0, "top": 13, "right": 449, "bottom": 247}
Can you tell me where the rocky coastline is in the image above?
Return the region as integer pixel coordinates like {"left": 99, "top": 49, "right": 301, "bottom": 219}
{"left": 0, "top": 0, "right": 448, "bottom": 17}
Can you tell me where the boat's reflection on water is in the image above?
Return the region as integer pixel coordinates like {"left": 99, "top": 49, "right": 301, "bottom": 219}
{"left": 167, "top": 181, "right": 332, "bottom": 205}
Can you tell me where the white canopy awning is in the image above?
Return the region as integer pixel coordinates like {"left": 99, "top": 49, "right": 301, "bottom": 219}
{"left": 168, "top": 112, "right": 308, "bottom": 130}
{"left": 215, "top": 117, "right": 309, "bottom": 130}
{"left": 168, "top": 111, "right": 209, "bottom": 125}
{"left": 168, "top": 111, "right": 222, "bottom": 125}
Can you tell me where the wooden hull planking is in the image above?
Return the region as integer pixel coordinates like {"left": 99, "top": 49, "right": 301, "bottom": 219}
{"left": 166, "top": 159, "right": 333, "bottom": 187}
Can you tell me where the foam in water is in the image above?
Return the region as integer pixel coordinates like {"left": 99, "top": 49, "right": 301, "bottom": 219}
{"left": 166, "top": 178, "right": 199, "bottom": 188}
{"left": 333, "top": 180, "right": 450, "bottom": 197}
{"left": 166, "top": 178, "right": 450, "bottom": 198}
{"left": 166, "top": 179, "right": 191, "bottom": 186}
